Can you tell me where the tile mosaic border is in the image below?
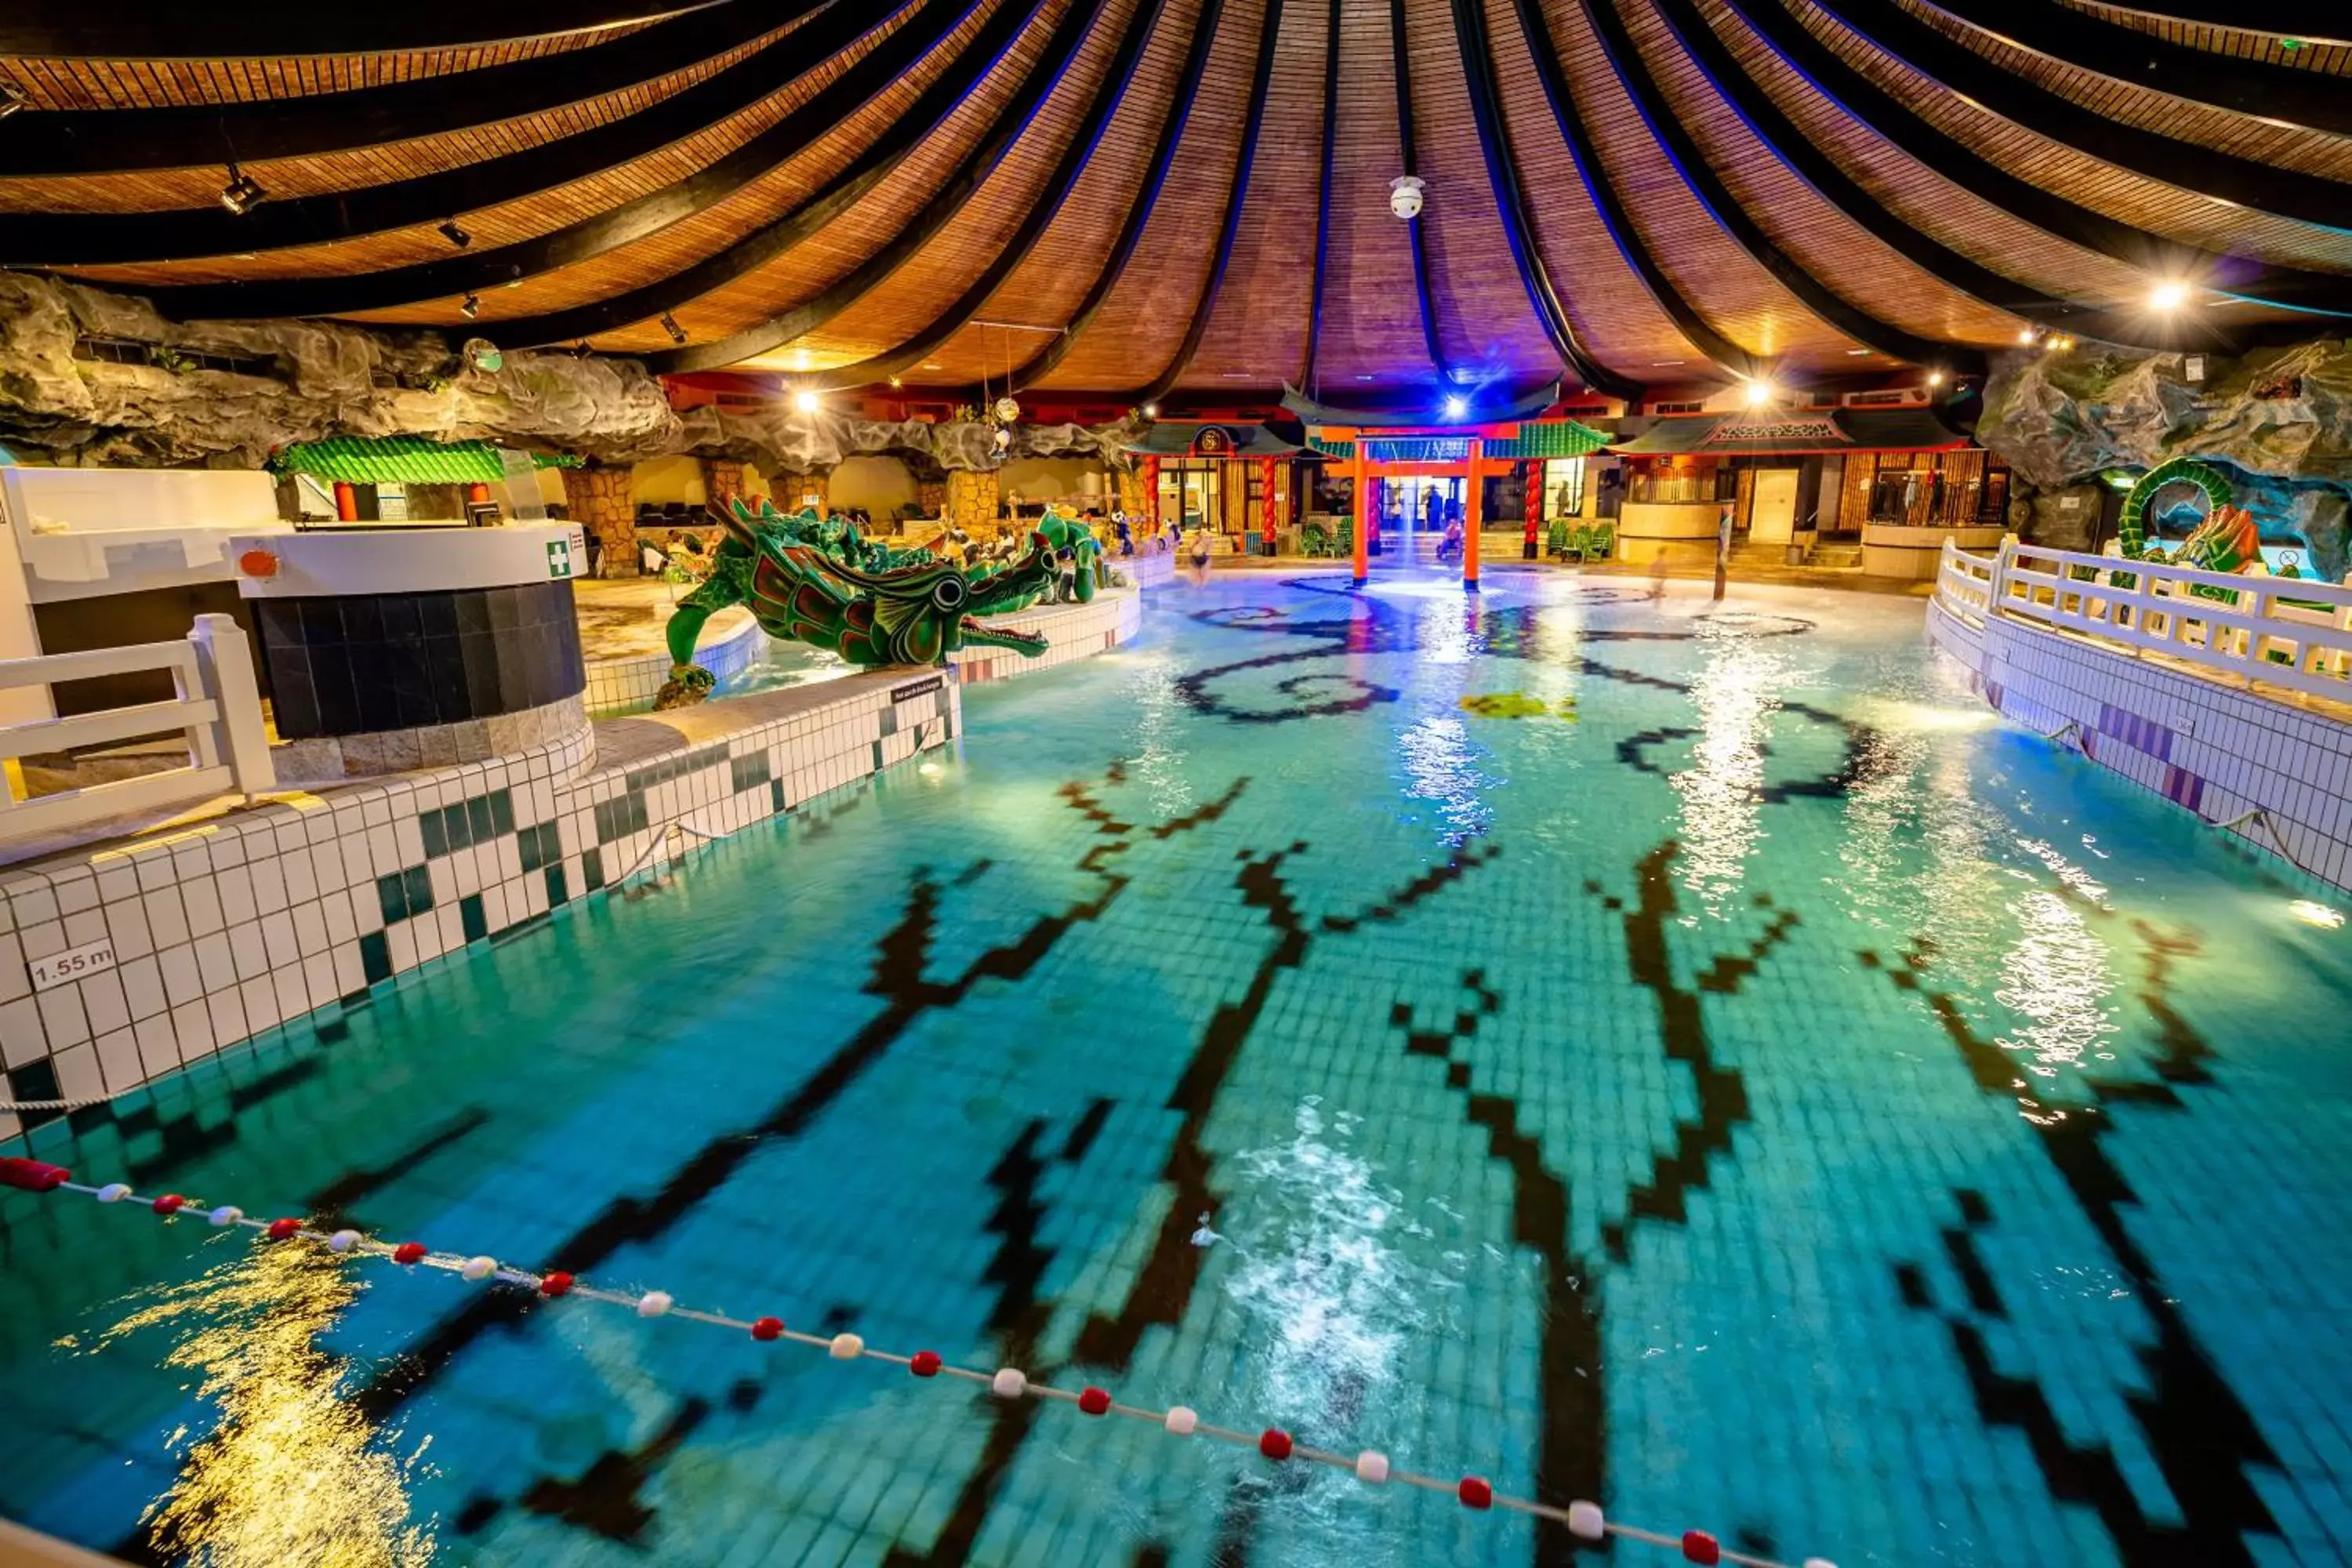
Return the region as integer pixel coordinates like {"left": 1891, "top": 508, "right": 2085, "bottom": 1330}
{"left": 1928, "top": 599, "right": 2352, "bottom": 895}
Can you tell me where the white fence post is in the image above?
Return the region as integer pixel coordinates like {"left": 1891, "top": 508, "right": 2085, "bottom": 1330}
{"left": 1985, "top": 535, "right": 2015, "bottom": 609}
{"left": 189, "top": 614, "right": 275, "bottom": 797}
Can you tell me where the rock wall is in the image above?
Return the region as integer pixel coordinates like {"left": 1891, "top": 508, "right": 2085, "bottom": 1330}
{"left": 0, "top": 272, "right": 1141, "bottom": 479}
{"left": 561, "top": 465, "right": 639, "bottom": 577}
{"left": 1978, "top": 337, "right": 2352, "bottom": 578}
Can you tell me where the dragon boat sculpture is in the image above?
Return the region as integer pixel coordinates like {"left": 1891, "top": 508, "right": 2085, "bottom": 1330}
{"left": 655, "top": 499, "right": 1058, "bottom": 707}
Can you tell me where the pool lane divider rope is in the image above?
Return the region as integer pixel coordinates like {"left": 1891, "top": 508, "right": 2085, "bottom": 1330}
{"left": 1, "top": 1158, "right": 1836, "bottom": 1568}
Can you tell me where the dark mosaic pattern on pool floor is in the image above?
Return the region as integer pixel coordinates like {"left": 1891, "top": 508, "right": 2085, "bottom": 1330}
{"left": 3, "top": 576, "right": 2350, "bottom": 1568}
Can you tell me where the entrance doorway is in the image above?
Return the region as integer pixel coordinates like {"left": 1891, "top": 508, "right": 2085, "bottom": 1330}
{"left": 1750, "top": 468, "right": 1798, "bottom": 544}
{"left": 1382, "top": 475, "right": 1464, "bottom": 562}
{"left": 1156, "top": 465, "right": 1224, "bottom": 536}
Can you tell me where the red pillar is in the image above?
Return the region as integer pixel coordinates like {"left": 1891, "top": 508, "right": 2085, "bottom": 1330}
{"left": 333, "top": 481, "right": 359, "bottom": 522}
{"left": 1259, "top": 456, "right": 1278, "bottom": 555}
{"left": 1463, "top": 440, "right": 1483, "bottom": 592}
{"left": 1350, "top": 441, "right": 1370, "bottom": 586}
{"left": 1141, "top": 456, "right": 1160, "bottom": 533}
{"left": 1524, "top": 461, "right": 1542, "bottom": 555}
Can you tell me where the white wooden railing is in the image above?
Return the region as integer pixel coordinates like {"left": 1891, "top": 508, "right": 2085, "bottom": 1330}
{"left": 1936, "top": 538, "right": 2352, "bottom": 703}
{"left": 0, "top": 615, "right": 276, "bottom": 841}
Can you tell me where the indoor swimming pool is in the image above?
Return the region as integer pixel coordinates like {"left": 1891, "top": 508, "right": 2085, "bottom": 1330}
{"left": 3, "top": 572, "right": 2348, "bottom": 1568}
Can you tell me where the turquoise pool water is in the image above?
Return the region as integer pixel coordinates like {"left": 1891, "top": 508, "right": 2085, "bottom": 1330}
{"left": 3, "top": 570, "right": 2350, "bottom": 1568}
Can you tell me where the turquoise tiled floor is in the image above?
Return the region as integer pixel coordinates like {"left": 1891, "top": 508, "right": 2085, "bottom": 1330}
{"left": 2, "top": 572, "right": 2349, "bottom": 1568}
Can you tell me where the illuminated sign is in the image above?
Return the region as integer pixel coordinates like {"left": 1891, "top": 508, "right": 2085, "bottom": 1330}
{"left": 1191, "top": 426, "right": 1233, "bottom": 456}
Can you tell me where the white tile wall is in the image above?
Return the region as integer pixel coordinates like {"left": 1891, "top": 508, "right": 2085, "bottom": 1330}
{"left": 1928, "top": 598, "right": 2352, "bottom": 895}
{"left": 583, "top": 610, "right": 765, "bottom": 717}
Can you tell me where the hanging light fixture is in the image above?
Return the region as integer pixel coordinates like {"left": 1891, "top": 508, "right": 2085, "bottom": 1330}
{"left": 459, "top": 292, "right": 481, "bottom": 321}
{"left": 660, "top": 312, "right": 687, "bottom": 345}
{"left": 793, "top": 387, "right": 821, "bottom": 416}
{"left": 218, "top": 162, "right": 267, "bottom": 215}
{"left": 437, "top": 219, "right": 472, "bottom": 249}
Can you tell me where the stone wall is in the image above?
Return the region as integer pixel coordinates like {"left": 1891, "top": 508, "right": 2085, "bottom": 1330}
{"left": 698, "top": 457, "right": 745, "bottom": 514}
{"left": 946, "top": 470, "right": 1000, "bottom": 535}
{"left": 562, "top": 464, "right": 638, "bottom": 577}
{"left": 1976, "top": 337, "right": 2352, "bottom": 578}
{"left": 773, "top": 472, "right": 830, "bottom": 514}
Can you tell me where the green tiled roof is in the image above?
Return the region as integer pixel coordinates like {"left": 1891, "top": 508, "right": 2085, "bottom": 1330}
{"left": 1486, "top": 419, "right": 1610, "bottom": 459}
{"left": 270, "top": 435, "right": 579, "bottom": 485}
{"left": 1309, "top": 419, "right": 1609, "bottom": 463}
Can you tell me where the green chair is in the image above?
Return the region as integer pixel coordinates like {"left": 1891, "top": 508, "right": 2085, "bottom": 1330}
{"left": 1584, "top": 523, "right": 1615, "bottom": 562}
{"left": 1545, "top": 518, "right": 1570, "bottom": 560}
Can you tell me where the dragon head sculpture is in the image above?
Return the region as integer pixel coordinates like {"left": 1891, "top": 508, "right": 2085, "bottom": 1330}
{"left": 741, "top": 518, "right": 1057, "bottom": 666}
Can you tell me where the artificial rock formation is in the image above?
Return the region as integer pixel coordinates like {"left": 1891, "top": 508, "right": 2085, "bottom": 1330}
{"left": 0, "top": 272, "right": 1142, "bottom": 479}
{"left": 1978, "top": 338, "right": 2352, "bottom": 577}
{"left": 561, "top": 465, "right": 639, "bottom": 577}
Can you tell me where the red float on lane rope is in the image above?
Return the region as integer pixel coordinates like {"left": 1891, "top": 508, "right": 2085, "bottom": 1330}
{"left": 151, "top": 1194, "right": 186, "bottom": 1215}
{"left": 392, "top": 1242, "right": 427, "bottom": 1265}
{"left": 1682, "top": 1530, "right": 1722, "bottom": 1565}
{"left": 539, "top": 1272, "right": 575, "bottom": 1298}
{"left": 750, "top": 1316, "right": 784, "bottom": 1341}
{"left": 1079, "top": 1387, "right": 1111, "bottom": 1416}
{"left": 0, "top": 1159, "right": 69, "bottom": 1192}
{"left": 265, "top": 1218, "right": 302, "bottom": 1240}
{"left": 1459, "top": 1476, "right": 1494, "bottom": 1511}
{"left": 909, "top": 1351, "right": 942, "bottom": 1377}
{"left": 1259, "top": 1429, "right": 1293, "bottom": 1461}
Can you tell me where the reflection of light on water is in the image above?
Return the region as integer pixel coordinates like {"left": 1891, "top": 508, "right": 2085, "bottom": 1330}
{"left": 1670, "top": 643, "right": 1776, "bottom": 914}
{"left": 1849, "top": 696, "right": 1999, "bottom": 735}
{"left": 1121, "top": 652, "right": 1195, "bottom": 818}
{"left": 1221, "top": 1101, "right": 1450, "bottom": 1425}
{"left": 2290, "top": 899, "right": 2345, "bottom": 930}
{"left": 1994, "top": 887, "right": 2120, "bottom": 1092}
{"left": 1396, "top": 716, "right": 1493, "bottom": 843}
{"left": 84, "top": 1242, "right": 434, "bottom": 1566}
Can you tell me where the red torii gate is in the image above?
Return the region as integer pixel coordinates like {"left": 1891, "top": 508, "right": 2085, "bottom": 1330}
{"left": 1310, "top": 420, "right": 1524, "bottom": 592}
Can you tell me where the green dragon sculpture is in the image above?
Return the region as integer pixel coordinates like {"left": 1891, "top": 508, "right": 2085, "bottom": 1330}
{"left": 655, "top": 501, "right": 1054, "bottom": 706}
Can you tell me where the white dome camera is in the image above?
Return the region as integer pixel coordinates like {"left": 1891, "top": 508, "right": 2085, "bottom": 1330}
{"left": 1389, "top": 176, "right": 1425, "bottom": 221}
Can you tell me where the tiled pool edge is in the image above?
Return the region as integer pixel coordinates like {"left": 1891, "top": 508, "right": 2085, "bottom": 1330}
{"left": 0, "top": 590, "right": 1154, "bottom": 1143}
{"left": 583, "top": 608, "right": 763, "bottom": 716}
{"left": 1927, "top": 598, "right": 2352, "bottom": 896}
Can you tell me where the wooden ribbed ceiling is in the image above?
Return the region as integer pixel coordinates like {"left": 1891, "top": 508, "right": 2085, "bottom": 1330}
{"left": 3, "top": 0, "right": 2348, "bottom": 403}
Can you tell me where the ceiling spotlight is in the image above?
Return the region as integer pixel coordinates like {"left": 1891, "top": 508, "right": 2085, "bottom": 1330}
{"left": 2149, "top": 281, "right": 2192, "bottom": 312}
{"left": 1926, "top": 369, "right": 1945, "bottom": 387}
{"left": 459, "top": 292, "right": 481, "bottom": 321}
{"left": 660, "top": 312, "right": 687, "bottom": 345}
{"left": 887, "top": 376, "right": 902, "bottom": 389}
{"left": 217, "top": 162, "right": 267, "bottom": 216}
{"left": 792, "top": 387, "right": 821, "bottom": 415}
{"left": 1743, "top": 379, "right": 1774, "bottom": 408}
{"left": 1140, "top": 402, "right": 1160, "bottom": 419}
{"left": 1443, "top": 394, "right": 1468, "bottom": 419}
{"left": 437, "top": 219, "right": 472, "bottom": 249}
{"left": 0, "top": 82, "right": 27, "bottom": 120}
{"left": 2017, "top": 327, "right": 2038, "bottom": 345}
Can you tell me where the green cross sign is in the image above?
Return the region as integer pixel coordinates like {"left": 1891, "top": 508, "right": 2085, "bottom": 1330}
{"left": 546, "top": 538, "right": 573, "bottom": 579}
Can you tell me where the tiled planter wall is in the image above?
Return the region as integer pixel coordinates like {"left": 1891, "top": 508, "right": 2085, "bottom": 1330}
{"left": 1927, "top": 599, "right": 2352, "bottom": 895}
{"left": 582, "top": 611, "right": 766, "bottom": 717}
{"left": 0, "top": 674, "right": 953, "bottom": 1145}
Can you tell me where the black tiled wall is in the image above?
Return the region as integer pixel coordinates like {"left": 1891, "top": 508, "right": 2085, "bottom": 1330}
{"left": 256, "top": 582, "right": 586, "bottom": 739}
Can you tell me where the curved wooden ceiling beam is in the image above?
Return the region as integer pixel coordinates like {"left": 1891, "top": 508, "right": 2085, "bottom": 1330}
{"left": 1298, "top": 0, "right": 1342, "bottom": 390}
{"left": 1916, "top": 0, "right": 2352, "bottom": 140}
{"left": 0, "top": 0, "right": 823, "bottom": 176}
{"left": 1448, "top": 0, "right": 1641, "bottom": 399}
{"left": 1134, "top": 0, "right": 1286, "bottom": 401}
{"left": 644, "top": 0, "right": 1105, "bottom": 372}
{"left": 1719, "top": 0, "right": 2352, "bottom": 319}
{"left": 797, "top": 0, "right": 1171, "bottom": 388}
{"left": 0, "top": 0, "right": 901, "bottom": 267}
{"left": 2088, "top": 3, "right": 2351, "bottom": 49}
{"left": 990, "top": 0, "right": 1230, "bottom": 397}
{"left": 1815, "top": 0, "right": 2352, "bottom": 232}
{"left": 1655, "top": 0, "right": 2181, "bottom": 352}
{"left": 0, "top": 0, "right": 728, "bottom": 58}
{"left": 1388, "top": 0, "right": 1449, "bottom": 380}
{"left": 138, "top": 0, "right": 977, "bottom": 322}
{"left": 1506, "top": 0, "right": 1752, "bottom": 379}
{"left": 1580, "top": 0, "right": 1957, "bottom": 368}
